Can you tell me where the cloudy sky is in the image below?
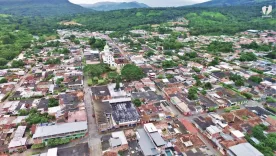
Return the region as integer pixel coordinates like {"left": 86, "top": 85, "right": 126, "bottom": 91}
{"left": 69, "top": 0, "right": 209, "bottom": 7}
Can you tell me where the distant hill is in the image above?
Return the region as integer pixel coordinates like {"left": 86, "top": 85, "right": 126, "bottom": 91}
{"left": 194, "top": 0, "right": 275, "bottom": 7}
{"left": 81, "top": 1, "right": 150, "bottom": 11}
{"left": 0, "top": 0, "right": 90, "bottom": 16}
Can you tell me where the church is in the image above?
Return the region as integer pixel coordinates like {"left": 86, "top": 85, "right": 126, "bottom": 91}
{"left": 101, "top": 44, "right": 128, "bottom": 69}
{"left": 101, "top": 44, "right": 116, "bottom": 67}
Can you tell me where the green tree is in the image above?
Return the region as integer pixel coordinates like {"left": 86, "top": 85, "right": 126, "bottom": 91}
{"left": 114, "top": 76, "right": 121, "bottom": 90}
{"left": 121, "top": 64, "right": 144, "bottom": 81}
{"left": 145, "top": 50, "right": 155, "bottom": 58}
{"left": 239, "top": 52, "right": 257, "bottom": 62}
{"left": 25, "top": 109, "right": 55, "bottom": 125}
{"left": 133, "top": 99, "right": 142, "bottom": 107}
{"left": 207, "top": 41, "right": 233, "bottom": 53}
{"left": 88, "top": 37, "right": 96, "bottom": 45}
{"left": 0, "top": 58, "right": 8, "bottom": 66}
{"left": 204, "top": 82, "right": 212, "bottom": 90}
{"left": 0, "top": 78, "right": 7, "bottom": 84}
{"left": 18, "top": 109, "right": 29, "bottom": 116}
{"left": 249, "top": 76, "right": 262, "bottom": 84}
{"left": 31, "top": 143, "right": 45, "bottom": 149}
{"left": 162, "top": 60, "right": 178, "bottom": 68}
{"left": 201, "top": 90, "right": 207, "bottom": 95}
{"left": 48, "top": 98, "right": 59, "bottom": 107}
{"left": 235, "top": 79, "right": 244, "bottom": 86}
{"left": 252, "top": 125, "right": 266, "bottom": 141}
{"left": 242, "top": 92, "right": 253, "bottom": 99}
{"left": 251, "top": 68, "right": 263, "bottom": 74}
{"left": 266, "top": 51, "right": 276, "bottom": 59}
{"left": 11, "top": 60, "right": 25, "bottom": 68}
{"left": 195, "top": 79, "right": 202, "bottom": 86}
{"left": 188, "top": 87, "right": 198, "bottom": 100}
{"left": 192, "top": 67, "right": 200, "bottom": 73}
{"left": 56, "top": 78, "right": 64, "bottom": 85}
{"left": 84, "top": 63, "right": 109, "bottom": 77}
{"left": 208, "top": 57, "right": 219, "bottom": 66}
{"left": 45, "top": 58, "right": 61, "bottom": 65}
{"left": 266, "top": 97, "right": 276, "bottom": 103}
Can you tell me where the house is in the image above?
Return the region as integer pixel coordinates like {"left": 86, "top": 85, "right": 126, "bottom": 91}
{"left": 193, "top": 116, "right": 214, "bottom": 132}
{"left": 84, "top": 49, "right": 100, "bottom": 64}
{"left": 67, "top": 110, "right": 87, "bottom": 122}
{"left": 0, "top": 116, "right": 17, "bottom": 129}
{"left": 131, "top": 91, "right": 165, "bottom": 104}
{"left": 178, "top": 118, "right": 198, "bottom": 134}
{"left": 173, "top": 133, "right": 209, "bottom": 154}
{"left": 208, "top": 113, "right": 228, "bottom": 129}
{"left": 64, "top": 74, "right": 83, "bottom": 90}
{"left": 109, "top": 131, "right": 128, "bottom": 151}
{"left": 187, "top": 62, "right": 204, "bottom": 70}
{"left": 170, "top": 96, "right": 191, "bottom": 116}
{"left": 130, "top": 55, "right": 146, "bottom": 65}
{"left": 36, "top": 98, "right": 49, "bottom": 112}
{"left": 91, "top": 85, "right": 111, "bottom": 100}
{"left": 221, "top": 109, "right": 262, "bottom": 133}
{"left": 138, "top": 103, "right": 170, "bottom": 123}
{"left": 216, "top": 88, "right": 248, "bottom": 106}
{"left": 59, "top": 92, "right": 83, "bottom": 111}
{"left": 206, "top": 125, "right": 221, "bottom": 139}
{"left": 199, "top": 95, "right": 218, "bottom": 109}
{"left": 266, "top": 115, "right": 276, "bottom": 131}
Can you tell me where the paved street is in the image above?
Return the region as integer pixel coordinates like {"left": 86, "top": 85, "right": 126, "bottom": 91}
{"left": 166, "top": 101, "right": 221, "bottom": 156}
{"left": 83, "top": 76, "right": 102, "bottom": 156}
{"left": 155, "top": 89, "right": 222, "bottom": 156}
{"left": 81, "top": 36, "right": 222, "bottom": 156}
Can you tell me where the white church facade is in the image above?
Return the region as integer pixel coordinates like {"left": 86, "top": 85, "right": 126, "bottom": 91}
{"left": 101, "top": 44, "right": 128, "bottom": 69}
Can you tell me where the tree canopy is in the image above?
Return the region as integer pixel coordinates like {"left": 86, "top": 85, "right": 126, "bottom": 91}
{"left": 207, "top": 41, "right": 234, "bottom": 53}
{"left": 188, "top": 87, "right": 198, "bottom": 100}
{"left": 84, "top": 63, "right": 110, "bottom": 77}
{"left": 239, "top": 52, "right": 257, "bottom": 62}
{"left": 121, "top": 64, "right": 144, "bottom": 81}
{"left": 249, "top": 76, "right": 262, "bottom": 84}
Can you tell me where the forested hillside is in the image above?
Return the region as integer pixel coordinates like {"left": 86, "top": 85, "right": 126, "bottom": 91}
{"left": 0, "top": 15, "right": 60, "bottom": 68}
{"left": 0, "top": 0, "right": 90, "bottom": 16}
{"left": 0, "top": 0, "right": 275, "bottom": 68}
{"left": 71, "top": 4, "right": 276, "bottom": 35}
{"left": 81, "top": 1, "right": 149, "bottom": 11}
{"left": 194, "top": 0, "right": 275, "bottom": 7}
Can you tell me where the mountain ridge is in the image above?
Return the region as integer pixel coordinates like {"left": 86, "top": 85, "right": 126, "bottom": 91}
{"left": 80, "top": 1, "right": 149, "bottom": 11}
{"left": 0, "top": 0, "right": 90, "bottom": 16}
{"left": 193, "top": 0, "right": 275, "bottom": 7}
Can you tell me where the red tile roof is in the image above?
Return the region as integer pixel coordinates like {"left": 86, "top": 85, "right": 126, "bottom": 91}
{"left": 179, "top": 118, "right": 198, "bottom": 134}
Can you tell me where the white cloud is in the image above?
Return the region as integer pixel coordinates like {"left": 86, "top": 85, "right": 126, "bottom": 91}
{"left": 69, "top": 0, "right": 209, "bottom": 7}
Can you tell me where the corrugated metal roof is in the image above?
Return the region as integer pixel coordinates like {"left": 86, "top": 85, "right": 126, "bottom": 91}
{"left": 33, "top": 121, "right": 87, "bottom": 138}
{"left": 137, "top": 129, "right": 159, "bottom": 156}
{"left": 150, "top": 132, "right": 166, "bottom": 147}
{"left": 229, "top": 143, "right": 264, "bottom": 156}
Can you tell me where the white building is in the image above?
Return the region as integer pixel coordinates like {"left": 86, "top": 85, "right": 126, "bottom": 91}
{"left": 101, "top": 44, "right": 116, "bottom": 67}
